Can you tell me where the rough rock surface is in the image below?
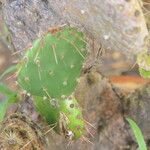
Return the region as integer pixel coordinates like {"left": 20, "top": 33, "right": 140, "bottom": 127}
{"left": 2, "top": 0, "right": 149, "bottom": 59}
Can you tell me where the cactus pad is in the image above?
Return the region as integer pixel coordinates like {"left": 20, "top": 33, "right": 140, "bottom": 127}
{"left": 18, "top": 27, "right": 86, "bottom": 98}
{"left": 33, "top": 95, "right": 85, "bottom": 139}
{"left": 59, "top": 96, "right": 84, "bottom": 139}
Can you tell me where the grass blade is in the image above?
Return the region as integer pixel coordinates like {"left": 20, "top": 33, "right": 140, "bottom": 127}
{"left": 0, "top": 65, "right": 17, "bottom": 80}
{"left": 126, "top": 118, "right": 147, "bottom": 150}
{"left": 0, "top": 83, "right": 18, "bottom": 122}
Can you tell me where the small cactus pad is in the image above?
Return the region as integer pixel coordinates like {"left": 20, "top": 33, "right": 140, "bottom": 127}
{"left": 18, "top": 27, "right": 86, "bottom": 98}
{"left": 59, "top": 96, "right": 84, "bottom": 139}
{"left": 32, "top": 95, "right": 85, "bottom": 139}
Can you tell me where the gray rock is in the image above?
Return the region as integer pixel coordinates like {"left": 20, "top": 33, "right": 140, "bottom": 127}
{"left": 2, "top": 0, "right": 149, "bottom": 59}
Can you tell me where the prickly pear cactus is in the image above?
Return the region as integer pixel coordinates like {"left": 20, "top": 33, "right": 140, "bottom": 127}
{"left": 18, "top": 27, "right": 86, "bottom": 98}
{"left": 59, "top": 96, "right": 85, "bottom": 139}
{"left": 33, "top": 95, "right": 85, "bottom": 139}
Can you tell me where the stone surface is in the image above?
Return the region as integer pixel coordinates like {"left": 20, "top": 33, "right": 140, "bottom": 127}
{"left": 2, "top": 0, "right": 149, "bottom": 59}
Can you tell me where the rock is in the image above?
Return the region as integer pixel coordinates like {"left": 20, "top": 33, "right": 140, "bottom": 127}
{"left": 2, "top": 0, "right": 149, "bottom": 59}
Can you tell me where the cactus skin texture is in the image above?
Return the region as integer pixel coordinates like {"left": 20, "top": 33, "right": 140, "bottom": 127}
{"left": 33, "top": 96, "right": 85, "bottom": 140}
{"left": 32, "top": 96, "right": 60, "bottom": 132}
{"left": 18, "top": 27, "right": 86, "bottom": 98}
{"left": 59, "top": 96, "right": 84, "bottom": 140}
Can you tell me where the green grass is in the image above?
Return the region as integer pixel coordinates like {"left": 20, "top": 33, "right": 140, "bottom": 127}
{"left": 0, "top": 83, "right": 19, "bottom": 122}
{"left": 126, "top": 118, "right": 147, "bottom": 150}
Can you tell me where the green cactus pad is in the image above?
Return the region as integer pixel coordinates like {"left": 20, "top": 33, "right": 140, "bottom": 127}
{"left": 18, "top": 27, "right": 86, "bottom": 98}
{"left": 33, "top": 95, "right": 85, "bottom": 139}
{"left": 59, "top": 96, "right": 85, "bottom": 139}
